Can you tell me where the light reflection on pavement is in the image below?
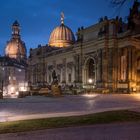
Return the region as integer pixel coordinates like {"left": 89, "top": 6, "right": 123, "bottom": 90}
{"left": 0, "top": 94, "right": 140, "bottom": 122}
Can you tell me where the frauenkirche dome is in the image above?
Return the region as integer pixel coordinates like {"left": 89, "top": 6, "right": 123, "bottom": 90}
{"left": 49, "top": 13, "right": 75, "bottom": 48}
{"left": 5, "top": 20, "right": 27, "bottom": 60}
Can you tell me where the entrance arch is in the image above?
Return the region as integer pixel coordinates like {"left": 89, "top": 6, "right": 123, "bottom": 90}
{"left": 83, "top": 58, "right": 96, "bottom": 85}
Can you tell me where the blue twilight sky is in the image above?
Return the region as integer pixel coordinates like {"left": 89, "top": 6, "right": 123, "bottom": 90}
{"left": 0, "top": 0, "right": 135, "bottom": 56}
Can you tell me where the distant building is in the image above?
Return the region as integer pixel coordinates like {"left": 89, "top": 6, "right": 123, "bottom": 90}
{"left": 28, "top": 1, "right": 140, "bottom": 93}
{"left": 5, "top": 20, "right": 27, "bottom": 60}
{"left": 0, "top": 21, "right": 27, "bottom": 97}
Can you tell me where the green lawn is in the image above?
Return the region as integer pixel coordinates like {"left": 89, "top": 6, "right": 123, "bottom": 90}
{"left": 0, "top": 110, "right": 140, "bottom": 134}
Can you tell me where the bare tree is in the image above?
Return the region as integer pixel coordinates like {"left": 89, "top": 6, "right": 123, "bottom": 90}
{"left": 110, "top": 0, "right": 127, "bottom": 6}
{"left": 109, "top": 0, "right": 137, "bottom": 17}
{"left": 108, "top": 0, "right": 128, "bottom": 17}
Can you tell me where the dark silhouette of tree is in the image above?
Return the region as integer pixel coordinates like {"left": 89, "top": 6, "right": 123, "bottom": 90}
{"left": 110, "top": 0, "right": 139, "bottom": 7}
{"left": 110, "top": 0, "right": 140, "bottom": 30}
{"left": 110, "top": 0, "right": 127, "bottom": 6}
{"left": 109, "top": 0, "right": 139, "bottom": 18}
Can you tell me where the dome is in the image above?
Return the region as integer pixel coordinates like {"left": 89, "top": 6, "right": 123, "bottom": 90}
{"left": 5, "top": 39, "right": 26, "bottom": 59}
{"left": 5, "top": 21, "right": 27, "bottom": 59}
{"left": 49, "top": 13, "right": 75, "bottom": 48}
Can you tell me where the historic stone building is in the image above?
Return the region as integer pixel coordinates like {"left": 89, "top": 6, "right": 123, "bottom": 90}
{"left": 28, "top": 1, "right": 140, "bottom": 93}
{"left": 0, "top": 21, "right": 27, "bottom": 96}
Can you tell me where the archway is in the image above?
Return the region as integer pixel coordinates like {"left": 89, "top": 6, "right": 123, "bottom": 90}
{"left": 83, "top": 58, "right": 96, "bottom": 85}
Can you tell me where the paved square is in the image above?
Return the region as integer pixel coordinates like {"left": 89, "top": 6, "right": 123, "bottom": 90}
{"left": 0, "top": 94, "right": 140, "bottom": 122}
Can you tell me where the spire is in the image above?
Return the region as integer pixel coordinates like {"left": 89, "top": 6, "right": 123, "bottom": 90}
{"left": 61, "top": 12, "right": 65, "bottom": 24}
{"left": 13, "top": 20, "right": 19, "bottom": 26}
{"left": 12, "top": 20, "right": 20, "bottom": 38}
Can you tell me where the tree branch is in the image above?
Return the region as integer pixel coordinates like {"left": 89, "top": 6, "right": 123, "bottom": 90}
{"left": 110, "top": 0, "right": 127, "bottom": 6}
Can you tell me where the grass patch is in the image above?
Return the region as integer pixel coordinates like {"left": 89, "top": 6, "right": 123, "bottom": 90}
{"left": 0, "top": 110, "right": 140, "bottom": 134}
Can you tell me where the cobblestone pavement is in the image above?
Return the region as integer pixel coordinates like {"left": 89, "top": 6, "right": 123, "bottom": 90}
{"left": 0, "top": 94, "right": 140, "bottom": 122}
{"left": 0, "top": 122, "right": 140, "bottom": 140}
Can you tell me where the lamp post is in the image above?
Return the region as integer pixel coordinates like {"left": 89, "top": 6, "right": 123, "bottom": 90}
{"left": 0, "top": 80, "right": 3, "bottom": 99}
{"left": 0, "top": 67, "right": 4, "bottom": 99}
{"left": 88, "top": 78, "right": 93, "bottom": 94}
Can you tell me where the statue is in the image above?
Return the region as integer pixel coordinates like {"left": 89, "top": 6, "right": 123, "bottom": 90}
{"left": 52, "top": 70, "right": 58, "bottom": 84}
{"left": 127, "top": 0, "right": 140, "bottom": 30}
{"left": 51, "top": 70, "right": 61, "bottom": 96}
{"left": 61, "top": 12, "right": 65, "bottom": 24}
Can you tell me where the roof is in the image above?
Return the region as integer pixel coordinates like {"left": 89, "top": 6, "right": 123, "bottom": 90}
{"left": 0, "top": 56, "right": 27, "bottom": 68}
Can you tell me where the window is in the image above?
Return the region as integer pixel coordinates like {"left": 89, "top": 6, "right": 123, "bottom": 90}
{"left": 121, "top": 55, "right": 127, "bottom": 81}
{"left": 68, "top": 73, "right": 71, "bottom": 83}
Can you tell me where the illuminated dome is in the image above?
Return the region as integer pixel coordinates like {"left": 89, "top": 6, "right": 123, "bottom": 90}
{"left": 5, "top": 40, "right": 26, "bottom": 59}
{"left": 49, "top": 13, "right": 75, "bottom": 48}
{"left": 5, "top": 21, "right": 26, "bottom": 59}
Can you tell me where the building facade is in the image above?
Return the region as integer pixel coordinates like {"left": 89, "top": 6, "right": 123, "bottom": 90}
{"left": 28, "top": 1, "right": 140, "bottom": 93}
{"left": 0, "top": 21, "right": 27, "bottom": 97}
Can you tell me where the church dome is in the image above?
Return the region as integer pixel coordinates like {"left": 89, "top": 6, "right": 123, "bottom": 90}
{"left": 5, "top": 39, "right": 26, "bottom": 59}
{"left": 5, "top": 21, "right": 27, "bottom": 59}
{"left": 49, "top": 13, "right": 75, "bottom": 48}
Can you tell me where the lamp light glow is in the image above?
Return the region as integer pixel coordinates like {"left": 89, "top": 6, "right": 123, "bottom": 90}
{"left": 88, "top": 79, "right": 93, "bottom": 84}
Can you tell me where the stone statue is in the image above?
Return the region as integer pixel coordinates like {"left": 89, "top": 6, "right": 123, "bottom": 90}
{"left": 51, "top": 70, "right": 61, "bottom": 96}
{"left": 52, "top": 70, "right": 58, "bottom": 85}
{"left": 52, "top": 70, "right": 57, "bottom": 81}
{"left": 127, "top": 0, "right": 140, "bottom": 30}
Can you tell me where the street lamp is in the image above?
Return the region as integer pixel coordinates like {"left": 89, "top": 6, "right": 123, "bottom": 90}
{"left": 88, "top": 79, "right": 93, "bottom": 84}
{"left": 88, "top": 78, "right": 93, "bottom": 94}
{"left": 0, "top": 67, "right": 4, "bottom": 99}
{"left": 0, "top": 80, "right": 3, "bottom": 99}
